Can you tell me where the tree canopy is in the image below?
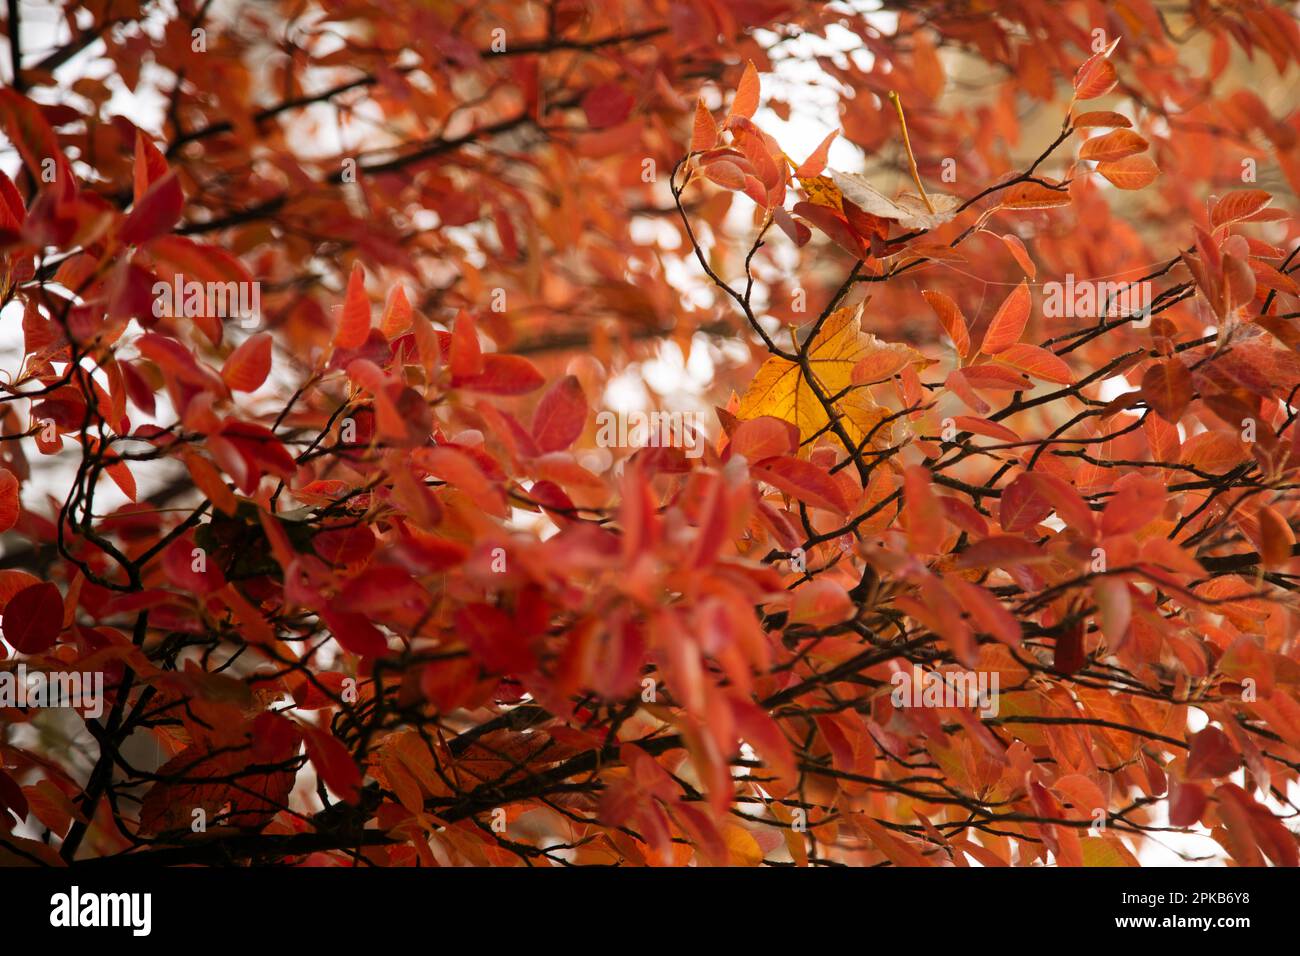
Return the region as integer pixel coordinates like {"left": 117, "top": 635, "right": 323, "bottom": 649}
{"left": 1, "top": 0, "right": 1299, "bottom": 867}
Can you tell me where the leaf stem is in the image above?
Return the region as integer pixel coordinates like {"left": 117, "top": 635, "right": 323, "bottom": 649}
{"left": 888, "top": 90, "right": 934, "bottom": 214}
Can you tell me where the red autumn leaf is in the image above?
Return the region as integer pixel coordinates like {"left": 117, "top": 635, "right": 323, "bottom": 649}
{"left": 1215, "top": 783, "right": 1299, "bottom": 867}
{"left": 0, "top": 570, "right": 41, "bottom": 614}
{"left": 1258, "top": 505, "right": 1296, "bottom": 568}
{"left": 947, "top": 577, "right": 1021, "bottom": 646}
{"left": 457, "top": 354, "right": 545, "bottom": 395}
{"left": 1186, "top": 726, "right": 1241, "bottom": 779}
{"left": 320, "top": 604, "right": 389, "bottom": 658}
{"left": 1101, "top": 475, "right": 1166, "bottom": 537}
{"left": 789, "top": 579, "right": 853, "bottom": 626}
{"left": 582, "top": 82, "right": 634, "bottom": 129}
{"left": 1023, "top": 470, "right": 1094, "bottom": 533}
{"left": 1053, "top": 623, "right": 1086, "bottom": 675}
{"left": 792, "top": 201, "right": 867, "bottom": 257}
{"left": 0, "top": 88, "right": 68, "bottom": 186}
{"left": 120, "top": 170, "right": 183, "bottom": 244}
{"left": 2, "top": 0, "right": 1297, "bottom": 876}
{"left": 952, "top": 416, "right": 1019, "bottom": 443}
{"left": 2, "top": 582, "right": 64, "bottom": 653}
{"left": 999, "top": 181, "right": 1072, "bottom": 209}
{"left": 459, "top": 602, "right": 537, "bottom": 673}
{"left": 0, "top": 468, "right": 17, "bottom": 532}
{"left": 417, "top": 446, "right": 506, "bottom": 516}
{"left": 300, "top": 721, "right": 361, "bottom": 803}
{"left": 161, "top": 535, "right": 226, "bottom": 595}
{"left": 531, "top": 375, "right": 588, "bottom": 452}
{"left": 1168, "top": 778, "right": 1206, "bottom": 827}
{"left": 133, "top": 130, "right": 170, "bottom": 203}
{"left": 449, "top": 310, "right": 484, "bottom": 381}
{"left": 702, "top": 159, "right": 746, "bottom": 190}
{"left": 380, "top": 285, "right": 413, "bottom": 338}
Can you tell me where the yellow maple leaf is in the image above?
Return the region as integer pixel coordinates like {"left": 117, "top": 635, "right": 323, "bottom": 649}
{"left": 737, "top": 301, "right": 928, "bottom": 453}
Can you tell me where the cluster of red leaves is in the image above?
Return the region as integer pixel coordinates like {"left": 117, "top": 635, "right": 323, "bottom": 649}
{"left": 0, "top": 1, "right": 1299, "bottom": 869}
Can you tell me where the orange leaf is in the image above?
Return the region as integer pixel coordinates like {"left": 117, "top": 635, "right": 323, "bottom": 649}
{"left": 690, "top": 99, "right": 718, "bottom": 153}
{"left": 1210, "top": 189, "right": 1273, "bottom": 229}
{"left": 416, "top": 446, "right": 506, "bottom": 517}
{"left": 1096, "top": 155, "right": 1158, "bottom": 190}
{"left": 995, "top": 343, "right": 1072, "bottom": 383}
{"left": 999, "top": 472, "right": 1052, "bottom": 532}
{"left": 1100, "top": 475, "right": 1165, "bottom": 536}
{"left": 951, "top": 416, "right": 1019, "bottom": 443}
{"left": 728, "top": 61, "right": 760, "bottom": 121}
{"left": 1025, "top": 471, "right": 1094, "bottom": 533}
{"left": 1052, "top": 773, "right": 1108, "bottom": 819}
{"left": 903, "top": 465, "right": 945, "bottom": 553}
{"left": 789, "top": 579, "right": 853, "bottom": 626}
{"left": 794, "top": 130, "right": 837, "bottom": 178}
{"left": 751, "top": 455, "right": 849, "bottom": 515}
{"left": 729, "top": 415, "right": 797, "bottom": 461}
{"left": 999, "top": 181, "right": 1071, "bottom": 209}
{"left": 221, "top": 332, "right": 272, "bottom": 392}
{"left": 921, "top": 290, "right": 970, "bottom": 357}
{"left": 449, "top": 310, "right": 484, "bottom": 381}
{"left": 380, "top": 285, "right": 413, "bottom": 338}
{"left": 947, "top": 577, "right": 1021, "bottom": 646}
{"left": 1073, "top": 45, "right": 1119, "bottom": 100}
{"left": 1079, "top": 129, "right": 1148, "bottom": 163}
{"left": 999, "top": 233, "right": 1036, "bottom": 279}
{"left": 185, "top": 452, "right": 238, "bottom": 516}
{"left": 980, "top": 280, "right": 1031, "bottom": 355}
{"left": 1258, "top": 505, "right": 1296, "bottom": 568}
{"left": 334, "top": 262, "right": 371, "bottom": 350}
{"left": 1072, "top": 111, "right": 1132, "bottom": 128}
{"left": 1140, "top": 359, "right": 1193, "bottom": 422}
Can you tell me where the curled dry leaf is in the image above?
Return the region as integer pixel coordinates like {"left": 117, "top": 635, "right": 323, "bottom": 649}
{"left": 830, "top": 170, "right": 961, "bottom": 231}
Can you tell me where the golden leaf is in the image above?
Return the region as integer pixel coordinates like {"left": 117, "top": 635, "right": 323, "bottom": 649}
{"left": 797, "top": 174, "right": 843, "bottom": 212}
{"left": 737, "top": 301, "right": 928, "bottom": 453}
